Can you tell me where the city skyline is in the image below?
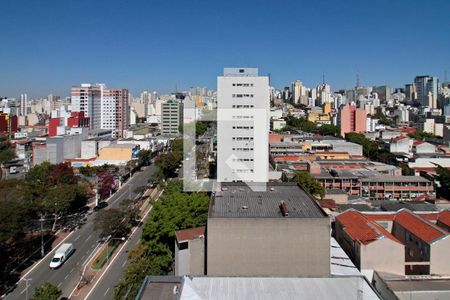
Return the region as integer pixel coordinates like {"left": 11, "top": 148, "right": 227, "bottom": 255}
{"left": 1, "top": 0, "right": 450, "bottom": 97}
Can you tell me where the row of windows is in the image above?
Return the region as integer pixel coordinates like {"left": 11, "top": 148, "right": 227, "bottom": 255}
{"left": 233, "top": 115, "right": 254, "bottom": 119}
{"left": 232, "top": 158, "right": 254, "bottom": 162}
{"left": 232, "top": 94, "right": 254, "bottom": 98}
{"left": 232, "top": 105, "right": 254, "bottom": 108}
{"left": 232, "top": 147, "right": 254, "bottom": 151}
{"left": 232, "top": 169, "right": 254, "bottom": 173}
{"left": 232, "top": 137, "right": 253, "bottom": 141}
{"left": 232, "top": 83, "right": 254, "bottom": 87}
{"left": 232, "top": 126, "right": 253, "bottom": 129}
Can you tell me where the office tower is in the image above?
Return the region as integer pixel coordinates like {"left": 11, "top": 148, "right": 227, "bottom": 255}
{"left": 373, "top": 85, "right": 392, "bottom": 102}
{"left": 20, "top": 93, "right": 27, "bottom": 116}
{"left": 71, "top": 84, "right": 101, "bottom": 128}
{"left": 217, "top": 67, "right": 269, "bottom": 183}
{"left": 405, "top": 84, "right": 416, "bottom": 102}
{"left": 101, "top": 88, "right": 129, "bottom": 138}
{"left": 161, "top": 99, "right": 183, "bottom": 135}
{"left": 339, "top": 103, "right": 367, "bottom": 137}
{"left": 414, "top": 76, "right": 438, "bottom": 108}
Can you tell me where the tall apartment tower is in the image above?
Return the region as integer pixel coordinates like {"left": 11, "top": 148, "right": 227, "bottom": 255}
{"left": 71, "top": 84, "right": 129, "bottom": 137}
{"left": 161, "top": 99, "right": 183, "bottom": 135}
{"left": 414, "top": 76, "right": 438, "bottom": 108}
{"left": 101, "top": 88, "right": 129, "bottom": 138}
{"left": 71, "top": 84, "right": 101, "bottom": 129}
{"left": 217, "top": 68, "right": 269, "bottom": 183}
{"left": 338, "top": 103, "right": 367, "bottom": 137}
{"left": 19, "top": 93, "right": 27, "bottom": 116}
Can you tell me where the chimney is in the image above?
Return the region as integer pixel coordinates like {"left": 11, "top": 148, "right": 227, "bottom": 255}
{"left": 279, "top": 200, "right": 289, "bottom": 217}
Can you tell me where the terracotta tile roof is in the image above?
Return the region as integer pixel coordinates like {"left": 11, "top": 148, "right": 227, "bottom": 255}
{"left": 175, "top": 226, "right": 205, "bottom": 242}
{"left": 394, "top": 210, "right": 447, "bottom": 243}
{"left": 437, "top": 210, "right": 450, "bottom": 229}
{"left": 413, "top": 140, "right": 424, "bottom": 146}
{"left": 318, "top": 199, "right": 338, "bottom": 210}
{"left": 392, "top": 136, "right": 408, "bottom": 141}
{"left": 363, "top": 211, "right": 440, "bottom": 222}
{"left": 269, "top": 134, "right": 283, "bottom": 143}
{"left": 336, "top": 210, "right": 401, "bottom": 245}
{"left": 274, "top": 156, "right": 302, "bottom": 162}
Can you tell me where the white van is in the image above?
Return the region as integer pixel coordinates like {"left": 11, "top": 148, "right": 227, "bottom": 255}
{"left": 49, "top": 243, "right": 74, "bottom": 269}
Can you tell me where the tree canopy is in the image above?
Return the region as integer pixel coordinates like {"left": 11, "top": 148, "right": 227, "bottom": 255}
{"left": 114, "top": 180, "right": 209, "bottom": 299}
{"left": 30, "top": 282, "right": 61, "bottom": 300}
{"left": 292, "top": 171, "right": 325, "bottom": 199}
{"left": 0, "top": 141, "right": 15, "bottom": 163}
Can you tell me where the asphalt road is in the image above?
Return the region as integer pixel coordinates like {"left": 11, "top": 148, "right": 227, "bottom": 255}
{"left": 5, "top": 164, "right": 155, "bottom": 300}
{"left": 85, "top": 208, "right": 148, "bottom": 300}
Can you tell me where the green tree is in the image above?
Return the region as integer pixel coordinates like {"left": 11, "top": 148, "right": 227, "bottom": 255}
{"left": 137, "top": 149, "right": 152, "bottom": 166}
{"left": 0, "top": 141, "right": 15, "bottom": 163}
{"left": 436, "top": 165, "right": 450, "bottom": 199}
{"left": 40, "top": 184, "right": 88, "bottom": 231}
{"left": 196, "top": 121, "right": 208, "bottom": 137}
{"left": 30, "top": 282, "right": 61, "bottom": 300}
{"left": 292, "top": 171, "right": 325, "bottom": 199}
{"left": 114, "top": 180, "right": 209, "bottom": 299}
{"left": 94, "top": 208, "right": 131, "bottom": 238}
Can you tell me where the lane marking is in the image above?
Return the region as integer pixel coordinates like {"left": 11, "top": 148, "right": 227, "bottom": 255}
{"left": 121, "top": 260, "right": 127, "bottom": 268}
{"left": 84, "top": 205, "right": 154, "bottom": 300}
{"left": 64, "top": 274, "right": 69, "bottom": 280}
{"left": 14, "top": 230, "right": 75, "bottom": 285}
{"left": 104, "top": 287, "right": 110, "bottom": 297}
{"left": 86, "top": 233, "right": 93, "bottom": 240}
{"left": 58, "top": 282, "right": 62, "bottom": 288}
{"left": 74, "top": 235, "right": 81, "bottom": 242}
{"left": 70, "top": 268, "right": 75, "bottom": 273}
{"left": 81, "top": 255, "right": 86, "bottom": 261}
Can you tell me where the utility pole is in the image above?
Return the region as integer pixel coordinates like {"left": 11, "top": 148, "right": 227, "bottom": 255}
{"left": 95, "top": 175, "right": 99, "bottom": 207}
{"left": 40, "top": 215, "right": 45, "bottom": 257}
{"left": 24, "top": 278, "right": 32, "bottom": 300}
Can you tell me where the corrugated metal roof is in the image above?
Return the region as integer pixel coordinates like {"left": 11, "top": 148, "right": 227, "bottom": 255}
{"left": 210, "top": 183, "right": 326, "bottom": 218}
{"left": 179, "top": 276, "right": 380, "bottom": 300}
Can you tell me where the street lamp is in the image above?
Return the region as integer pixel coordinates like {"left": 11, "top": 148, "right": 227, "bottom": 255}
{"left": 106, "top": 237, "right": 126, "bottom": 265}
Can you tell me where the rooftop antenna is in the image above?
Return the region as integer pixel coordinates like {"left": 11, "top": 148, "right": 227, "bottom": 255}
{"left": 322, "top": 72, "right": 325, "bottom": 85}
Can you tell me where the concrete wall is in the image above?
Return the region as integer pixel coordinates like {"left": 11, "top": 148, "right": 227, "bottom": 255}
{"left": 360, "top": 238, "right": 405, "bottom": 276}
{"left": 207, "top": 217, "right": 330, "bottom": 276}
{"left": 81, "top": 140, "right": 97, "bottom": 158}
{"left": 175, "top": 237, "right": 205, "bottom": 276}
{"left": 430, "top": 237, "right": 450, "bottom": 275}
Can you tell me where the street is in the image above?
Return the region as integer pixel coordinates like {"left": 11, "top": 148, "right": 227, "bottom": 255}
{"left": 5, "top": 164, "right": 156, "bottom": 300}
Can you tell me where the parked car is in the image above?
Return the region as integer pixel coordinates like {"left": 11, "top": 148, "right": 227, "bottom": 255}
{"left": 94, "top": 201, "right": 108, "bottom": 211}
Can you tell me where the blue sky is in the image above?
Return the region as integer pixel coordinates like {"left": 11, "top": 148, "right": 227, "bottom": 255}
{"left": 1, "top": 0, "right": 449, "bottom": 98}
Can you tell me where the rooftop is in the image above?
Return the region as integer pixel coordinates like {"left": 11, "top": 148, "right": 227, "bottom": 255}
{"left": 336, "top": 210, "right": 401, "bottom": 245}
{"left": 175, "top": 226, "right": 205, "bottom": 242}
{"left": 360, "top": 176, "right": 431, "bottom": 183}
{"left": 394, "top": 210, "right": 448, "bottom": 243}
{"left": 137, "top": 276, "right": 381, "bottom": 300}
{"left": 437, "top": 210, "right": 450, "bottom": 229}
{"left": 210, "top": 183, "right": 327, "bottom": 218}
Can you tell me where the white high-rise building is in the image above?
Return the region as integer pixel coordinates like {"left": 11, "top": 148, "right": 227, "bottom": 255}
{"left": 217, "top": 68, "right": 269, "bottom": 183}
{"left": 20, "top": 93, "right": 27, "bottom": 116}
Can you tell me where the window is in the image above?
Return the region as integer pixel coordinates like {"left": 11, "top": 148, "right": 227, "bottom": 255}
{"left": 178, "top": 242, "right": 188, "bottom": 250}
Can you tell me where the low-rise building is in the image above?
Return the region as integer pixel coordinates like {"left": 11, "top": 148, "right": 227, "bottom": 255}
{"left": 335, "top": 210, "right": 405, "bottom": 279}
{"left": 174, "top": 227, "right": 205, "bottom": 276}
{"left": 207, "top": 182, "right": 330, "bottom": 276}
